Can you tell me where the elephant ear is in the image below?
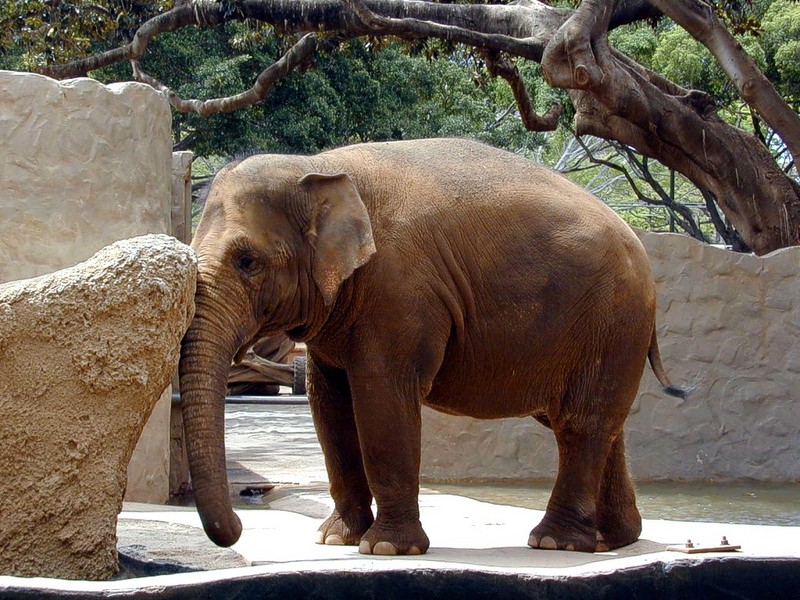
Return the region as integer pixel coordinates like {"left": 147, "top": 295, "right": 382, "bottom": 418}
{"left": 300, "top": 172, "right": 376, "bottom": 305}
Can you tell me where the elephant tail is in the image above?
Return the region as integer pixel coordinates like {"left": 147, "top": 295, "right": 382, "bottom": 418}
{"left": 647, "top": 327, "right": 693, "bottom": 399}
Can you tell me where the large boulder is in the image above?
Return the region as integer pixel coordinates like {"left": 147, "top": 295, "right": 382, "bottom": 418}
{"left": 0, "top": 234, "right": 196, "bottom": 580}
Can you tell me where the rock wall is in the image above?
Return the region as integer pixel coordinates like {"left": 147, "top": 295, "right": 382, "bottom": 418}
{"left": 0, "top": 235, "right": 196, "bottom": 579}
{"left": 421, "top": 231, "right": 800, "bottom": 483}
{"left": 0, "top": 70, "right": 175, "bottom": 503}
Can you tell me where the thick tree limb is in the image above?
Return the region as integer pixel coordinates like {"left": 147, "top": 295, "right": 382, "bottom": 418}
{"left": 541, "top": 0, "right": 620, "bottom": 89}
{"left": 572, "top": 88, "right": 799, "bottom": 254}
{"left": 340, "top": 0, "right": 546, "bottom": 60}
{"left": 649, "top": 0, "right": 800, "bottom": 168}
{"left": 608, "top": 0, "right": 662, "bottom": 28}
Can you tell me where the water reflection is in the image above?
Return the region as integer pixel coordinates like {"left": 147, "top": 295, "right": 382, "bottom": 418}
{"left": 428, "top": 481, "right": 800, "bottom": 527}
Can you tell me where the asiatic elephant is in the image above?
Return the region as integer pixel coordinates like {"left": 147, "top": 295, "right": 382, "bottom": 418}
{"left": 179, "top": 138, "right": 685, "bottom": 555}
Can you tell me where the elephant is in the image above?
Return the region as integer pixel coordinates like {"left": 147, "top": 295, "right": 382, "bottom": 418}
{"left": 179, "top": 137, "right": 686, "bottom": 555}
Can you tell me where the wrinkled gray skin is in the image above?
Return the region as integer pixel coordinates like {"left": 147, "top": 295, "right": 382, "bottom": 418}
{"left": 179, "top": 138, "right": 683, "bottom": 555}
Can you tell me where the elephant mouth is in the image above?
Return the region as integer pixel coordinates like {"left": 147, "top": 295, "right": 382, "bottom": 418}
{"left": 286, "top": 324, "right": 310, "bottom": 340}
{"left": 286, "top": 321, "right": 325, "bottom": 343}
{"left": 234, "top": 326, "right": 284, "bottom": 363}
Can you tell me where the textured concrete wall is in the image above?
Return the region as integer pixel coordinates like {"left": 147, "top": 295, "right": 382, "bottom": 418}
{"left": 0, "top": 70, "right": 174, "bottom": 502}
{"left": 171, "top": 151, "right": 193, "bottom": 246}
{"left": 421, "top": 231, "right": 800, "bottom": 483}
{"left": 0, "top": 72, "right": 172, "bottom": 281}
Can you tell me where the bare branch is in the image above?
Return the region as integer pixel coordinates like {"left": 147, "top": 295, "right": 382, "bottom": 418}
{"left": 38, "top": 3, "right": 202, "bottom": 79}
{"left": 618, "top": 144, "right": 708, "bottom": 241}
{"left": 132, "top": 33, "right": 319, "bottom": 116}
{"left": 484, "top": 51, "right": 562, "bottom": 132}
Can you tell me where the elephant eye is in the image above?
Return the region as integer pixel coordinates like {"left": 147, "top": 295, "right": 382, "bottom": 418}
{"left": 235, "top": 252, "right": 261, "bottom": 275}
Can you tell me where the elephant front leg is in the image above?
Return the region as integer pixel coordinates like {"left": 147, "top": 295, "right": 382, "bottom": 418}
{"left": 308, "top": 357, "right": 374, "bottom": 546}
{"left": 349, "top": 373, "right": 430, "bottom": 556}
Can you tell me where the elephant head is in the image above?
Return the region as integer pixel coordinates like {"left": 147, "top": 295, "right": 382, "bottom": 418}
{"left": 179, "top": 158, "right": 376, "bottom": 546}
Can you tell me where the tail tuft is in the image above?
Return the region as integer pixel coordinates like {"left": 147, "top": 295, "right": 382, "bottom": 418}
{"left": 663, "top": 384, "right": 695, "bottom": 399}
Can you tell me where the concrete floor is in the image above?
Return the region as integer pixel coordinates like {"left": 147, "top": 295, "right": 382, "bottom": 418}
{"left": 2, "top": 493, "right": 798, "bottom": 598}
{"left": 116, "top": 492, "right": 800, "bottom": 572}
{"left": 1, "top": 401, "right": 798, "bottom": 598}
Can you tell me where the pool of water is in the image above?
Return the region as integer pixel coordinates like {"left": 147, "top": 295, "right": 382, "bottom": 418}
{"left": 428, "top": 480, "right": 800, "bottom": 527}
{"left": 221, "top": 402, "right": 800, "bottom": 527}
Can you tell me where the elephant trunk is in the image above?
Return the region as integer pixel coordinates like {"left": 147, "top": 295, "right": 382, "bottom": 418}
{"left": 179, "top": 292, "right": 246, "bottom": 547}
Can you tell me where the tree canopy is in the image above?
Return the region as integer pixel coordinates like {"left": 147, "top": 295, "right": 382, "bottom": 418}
{"left": 4, "top": 0, "right": 800, "bottom": 254}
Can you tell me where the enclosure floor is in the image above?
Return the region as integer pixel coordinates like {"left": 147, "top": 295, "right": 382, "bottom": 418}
{"left": 1, "top": 492, "right": 798, "bottom": 598}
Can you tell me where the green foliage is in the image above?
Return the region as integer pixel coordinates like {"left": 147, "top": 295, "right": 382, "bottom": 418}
{"left": 608, "top": 24, "right": 659, "bottom": 65}
{"left": 651, "top": 27, "right": 707, "bottom": 86}
{"left": 0, "top": 1, "right": 168, "bottom": 69}
{"left": 761, "top": 0, "right": 800, "bottom": 101}
{"left": 648, "top": 25, "right": 766, "bottom": 104}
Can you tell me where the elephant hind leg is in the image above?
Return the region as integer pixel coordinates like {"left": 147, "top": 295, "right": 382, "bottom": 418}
{"left": 595, "top": 434, "right": 642, "bottom": 550}
{"left": 528, "top": 428, "right": 612, "bottom": 552}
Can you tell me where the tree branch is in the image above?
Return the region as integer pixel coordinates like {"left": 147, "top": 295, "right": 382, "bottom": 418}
{"left": 132, "top": 33, "right": 319, "bottom": 115}
{"left": 38, "top": 3, "right": 202, "bottom": 79}
{"left": 484, "top": 51, "right": 562, "bottom": 132}
{"left": 618, "top": 144, "right": 708, "bottom": 241}
{"left": 541, "top": 0, "right": 621, "bottom": 89}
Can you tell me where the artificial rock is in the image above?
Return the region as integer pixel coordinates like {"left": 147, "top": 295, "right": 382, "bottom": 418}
{"left": 0, "top": 234, "right": 196, "bottom": 580}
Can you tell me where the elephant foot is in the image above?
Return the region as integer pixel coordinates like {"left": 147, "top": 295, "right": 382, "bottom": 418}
{"left": 595, "top": 518, "right": 641, "bottom": 551}
{"left": 316, "top": 508, "right": 374, "bottom": 546}
{"left": 528, "top": 519, "right": 600, "bottom": 552}
{"left": 357, "top": 520, "right": 430, "bottom": 556}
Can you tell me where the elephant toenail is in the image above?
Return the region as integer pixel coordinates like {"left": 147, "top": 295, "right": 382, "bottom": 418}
{"left": 373, "top": 541, "right": 399, "bottom": 555}
{"left": 595, "top": 531, "right": 610, "bottom": 551}
{"left": 358, "top": 540, "right": 373, "bottom": 554}
{"left": 528, "top": 535, "right": 540, "bottom": 548}
{"left": 407, "top": 546, "right": 422, "bottom": 555}
{"left": 565, "top": 544, "right": 575, "bottom": 551}
{"left": 325, "top": 534, "right": 344, "bottom": 545}
{"left": 315, "top": 531, "right": 325, "bottom": 544}
{"left": 540, "top": 536, "right": 558, "bottom": 549}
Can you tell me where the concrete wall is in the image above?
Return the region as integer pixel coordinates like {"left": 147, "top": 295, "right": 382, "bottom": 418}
{"left": 0, "top": 70, "right": 176, "bottom": 502}
{"left": 421, "top": 231, "right": 800, "bottom": 483}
